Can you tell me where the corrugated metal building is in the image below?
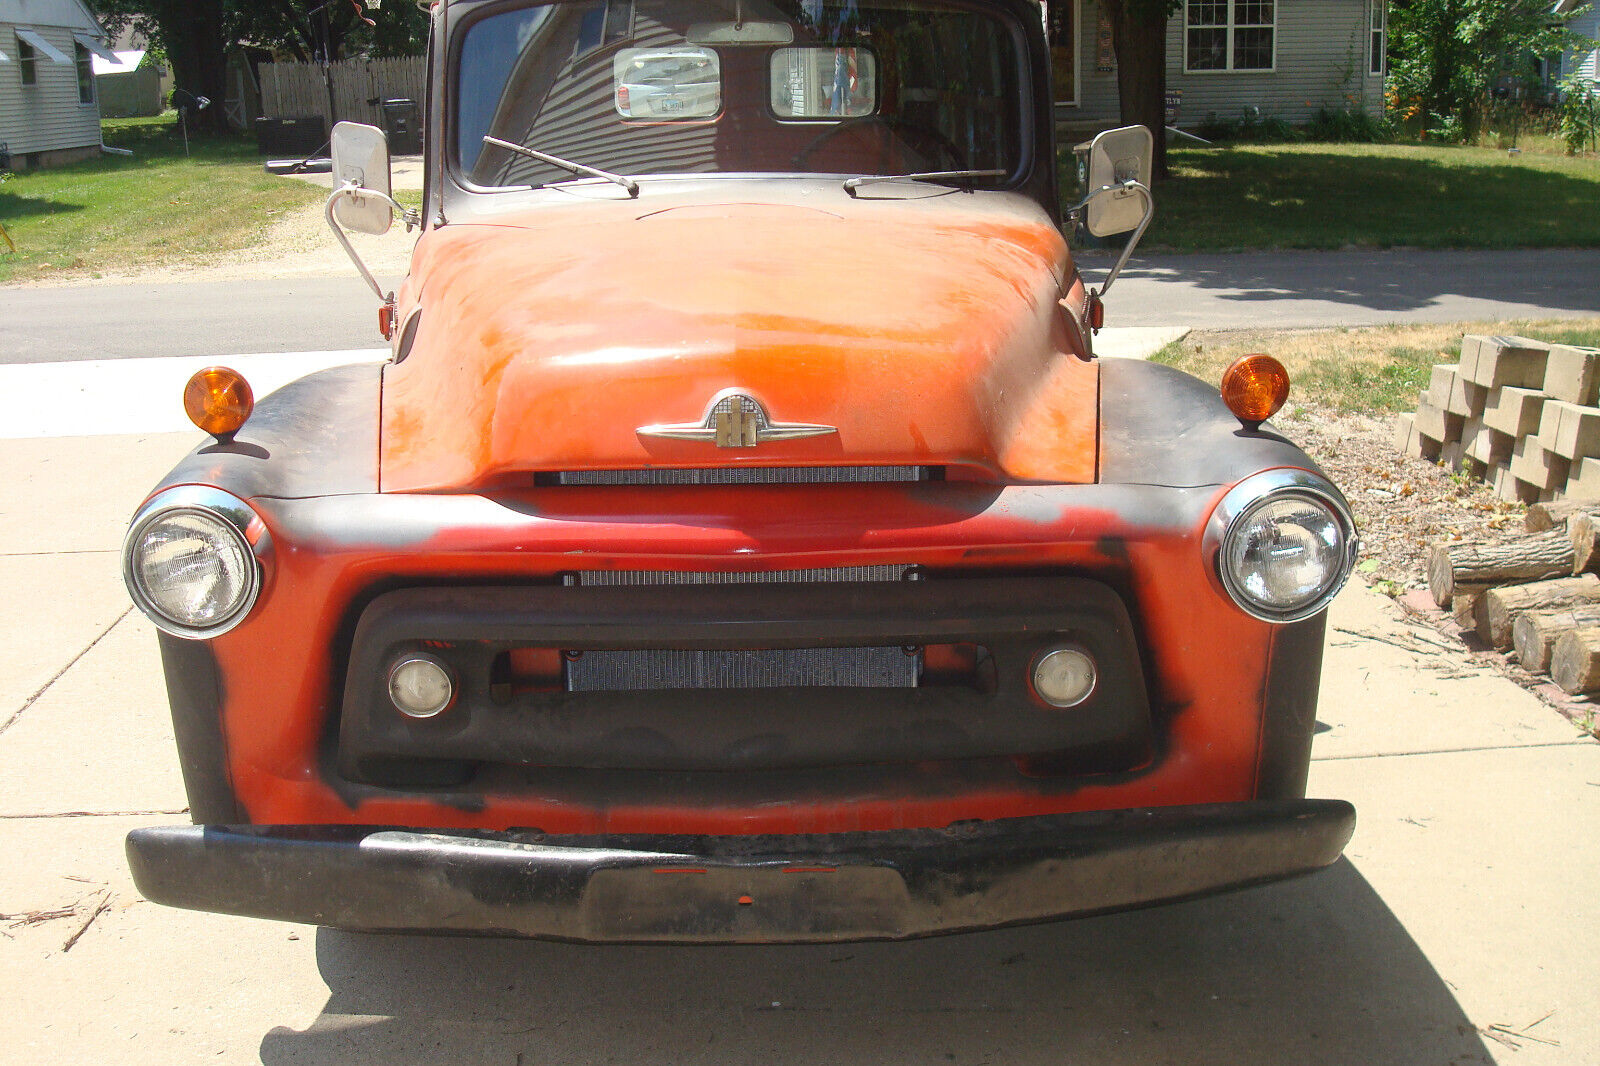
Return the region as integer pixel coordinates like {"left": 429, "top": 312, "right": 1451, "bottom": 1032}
{"left": 0, "top": 0, "right": 116, "bottom": 168}
{"left": 1051, "top": 0, "right": 1388, "bottom": 133}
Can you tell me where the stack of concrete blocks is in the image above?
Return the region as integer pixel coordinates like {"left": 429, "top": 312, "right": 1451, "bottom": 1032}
{"left": 1394, "top": 336, "right": 1600, "bottom": 504}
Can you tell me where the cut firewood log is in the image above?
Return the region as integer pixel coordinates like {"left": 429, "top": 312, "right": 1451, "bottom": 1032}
{"left": 1427, "top": 531, "right": 1575, "bottom": 608}
{"left": 1511, "top": 604, "right": 1600, "bottom": 672}
{"left": 1572, "top": 513, "right": 1600, "bottom": 574}
{"left": 1524, "top": 500, "right": 1600, "bottom": 533}
{"left": 1480, "top": 574, "right": 1600, "bottom": 649}
{"left": 1452, "top": 592, "right": 1481, "bottom": 629}
{"left": 1551, "top": 625, "right": 1600, "bottom": 694}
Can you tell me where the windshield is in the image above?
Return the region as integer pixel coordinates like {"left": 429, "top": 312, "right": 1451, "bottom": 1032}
{"left": 455, "top": 0, "right": 1028, "bottom": 188}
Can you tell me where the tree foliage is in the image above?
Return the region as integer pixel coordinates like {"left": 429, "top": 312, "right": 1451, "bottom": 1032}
{"left": 95, "top": 0, "right": 429, "bottom": 132}
{"left": 229, "top": 0, "right": 430, "bottom": 63}
{"left": 1387, "top": 0, "right": 1588, "bottom": 140}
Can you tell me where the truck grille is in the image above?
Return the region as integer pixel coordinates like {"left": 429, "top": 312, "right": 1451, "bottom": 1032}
{"left": 566, "top": 647, "right": 918, "bottom": 690}
{"left": 569, "top": 568, "right": 920, "bottom": 687}
{"left": 554, "top": 466, "right": 930, "bottom": 485}
{"left": 572, "top": 566, "right": 915, "bottom": 586}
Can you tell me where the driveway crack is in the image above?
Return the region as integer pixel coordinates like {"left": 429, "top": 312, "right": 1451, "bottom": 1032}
{"left": 0, "top": 606, "right": 133, "bottom": 737}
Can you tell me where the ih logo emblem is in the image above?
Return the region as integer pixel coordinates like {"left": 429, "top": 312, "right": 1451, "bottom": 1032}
{"left": 715, "top": 402, "right": 760, "bottom": 447}
{"left": 638, "top": 390, "right": 837, "bottom": 449}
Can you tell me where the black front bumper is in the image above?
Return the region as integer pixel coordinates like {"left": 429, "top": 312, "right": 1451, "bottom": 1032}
{"left": 126, "top": 800, "right": 1355, "bottom": 943}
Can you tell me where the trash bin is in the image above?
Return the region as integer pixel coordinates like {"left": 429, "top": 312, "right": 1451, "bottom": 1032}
{"left": 382, "top": 99, "right": 422, "bottom": 155}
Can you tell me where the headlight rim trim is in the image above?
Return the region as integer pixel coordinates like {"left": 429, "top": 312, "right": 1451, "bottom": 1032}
{"left": 122, "top": 487, "right": 267, "bottom": 640}
{"left": 1205, "top": 469, "right": 1359, "bottom": 625}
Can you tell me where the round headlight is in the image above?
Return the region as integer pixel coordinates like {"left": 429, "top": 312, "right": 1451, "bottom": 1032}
{"left": 1206, "top": 471, "right": 1357, "bottom": 624}
{"left": 125, "top": 500, "right": 261, "bottom": 638}
{"left": 1219, "top": 491, "right": 1351, "bottom": 622}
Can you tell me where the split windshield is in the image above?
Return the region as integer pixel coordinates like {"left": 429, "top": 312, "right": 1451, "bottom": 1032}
{"left": 455, "top": 0, "right": 1028, "bottom": 188}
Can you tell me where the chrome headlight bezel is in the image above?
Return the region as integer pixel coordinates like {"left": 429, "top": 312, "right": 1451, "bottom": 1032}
{"left": 122, "top": 486, "right": 267, "bottom": 640}
{"left": 1204, "top": 470, "right": 1359, "bottom": 624}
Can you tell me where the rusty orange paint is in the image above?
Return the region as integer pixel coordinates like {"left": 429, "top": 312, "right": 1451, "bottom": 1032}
{"left": 382, "top": 200, "right": 1096, "bottom": 492}
{"left": 204, "top": 480, "right": 1282, "bottom": 835}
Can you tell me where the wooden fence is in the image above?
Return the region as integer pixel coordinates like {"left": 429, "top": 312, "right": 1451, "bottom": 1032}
{"left": 259, "top": 56, "right": 425, "bottom": 134}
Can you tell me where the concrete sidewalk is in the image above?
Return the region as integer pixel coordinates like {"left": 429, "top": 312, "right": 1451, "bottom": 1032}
{"left": 2, "top": 431, "right": 1597, "bottom": 1065}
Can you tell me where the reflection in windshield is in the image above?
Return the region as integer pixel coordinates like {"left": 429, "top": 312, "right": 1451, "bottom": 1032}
{"left": 457, "top": 0, "right": 1025, "bottom": 188}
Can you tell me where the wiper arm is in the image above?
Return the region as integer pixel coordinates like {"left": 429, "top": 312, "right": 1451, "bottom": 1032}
{"left": 842, "top": 169, "right": 1007, "bottom": 196}
{"left": 482, "top": 136, "right": 640, "bottom": 198}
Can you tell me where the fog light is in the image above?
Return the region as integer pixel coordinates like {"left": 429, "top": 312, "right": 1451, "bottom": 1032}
{"left": 389, "top": 656, "right": 455, "bottom": 718}
{"left": 1032, "top": 646, "right": 1096, "bottom": 708}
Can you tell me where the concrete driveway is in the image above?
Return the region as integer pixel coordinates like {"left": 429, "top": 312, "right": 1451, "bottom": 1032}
{"left": 1, "top": 410, "right": 1596, "bottom": 1064}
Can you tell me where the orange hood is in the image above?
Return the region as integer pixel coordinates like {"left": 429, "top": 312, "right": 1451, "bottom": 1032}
{"left": 380, "top": 197, "right": 1097, "bottom": 492}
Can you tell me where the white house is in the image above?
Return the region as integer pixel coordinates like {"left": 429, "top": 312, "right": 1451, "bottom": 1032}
{"left": 1553, "top": 0, "right": 1600, "bottom": 88}
{"left": 1050, "top": 0, "right": 1389, "bottom": 132}
{"left": 0, "top": 0, "right": 117, "bottom": 168}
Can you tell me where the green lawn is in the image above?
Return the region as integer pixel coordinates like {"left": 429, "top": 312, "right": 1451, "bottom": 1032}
{"left": 0, "top": 116, "right": 323, "bottom": 284}
{"left": 1151, "top": 319, "right": 1600, "bottom": 416}
{"left": 1134, "top": 142, "right": 1600, "bottom": 253}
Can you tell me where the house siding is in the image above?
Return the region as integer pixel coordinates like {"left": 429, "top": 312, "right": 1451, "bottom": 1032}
{"left": 1566, "top": 10, "right": 1599, "bottom": 85}
{"left": 0, "top": 0, "right": 104, "bottom": 159}
{"left": 1062, "top": 0, "right": 1383, "bottom": 130}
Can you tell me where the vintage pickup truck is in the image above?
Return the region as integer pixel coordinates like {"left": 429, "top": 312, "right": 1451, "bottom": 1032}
{"left": 123, "top": 0, "right": 1358, "bottom": 941}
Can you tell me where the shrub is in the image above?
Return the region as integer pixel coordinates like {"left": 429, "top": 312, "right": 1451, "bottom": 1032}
{"left": 1305, "top": 107, "right": 1393, "bottom": 143}
{"left": 1559, "top": 76, "right": 1600, "bottom": 155}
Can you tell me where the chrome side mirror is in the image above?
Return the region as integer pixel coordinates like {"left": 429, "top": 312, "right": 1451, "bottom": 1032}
{"left": 1082, "top": 125, "right": 1152, "bottom": 237}
{"left": 330, "top": 121, "right": 394, "bottom": 236}
{"left": 1069, "top": 125, "right": 1156, "bottom": 304}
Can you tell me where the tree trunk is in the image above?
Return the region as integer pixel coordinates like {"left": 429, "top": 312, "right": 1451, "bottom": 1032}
{"left": 1523, "top": 500, "right": 1600, "bottom": 533}
{"left": 1426, "top": 532, "right": 1575, "bottom": 608}
{"left": 1480, "top": 574, "right": 1600, "bottom": 650}
{"left": 1511, "top": 604, "right": 1600, "bottom": 673}
{"left": 1100, "top": 0, "right": 1170, "bottom": 181}
{"left": 1551, "top": 626, "right": 1600, "bottom": 694}
{"left": 160, "top": 0, "right": 231, "bottom": 134}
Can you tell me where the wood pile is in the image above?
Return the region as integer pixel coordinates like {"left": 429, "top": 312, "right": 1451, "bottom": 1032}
{"left": 1428, "top": 501, "right": 1600, "bottom": 694}
{"left": 1395, "top": 335, "right": 1600, "bottom": 503}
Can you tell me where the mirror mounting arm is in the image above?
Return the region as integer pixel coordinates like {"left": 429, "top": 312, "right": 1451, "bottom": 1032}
{"left": 1072, "top": 179, "right": 1154, "bottom": 302}
{"left": 326, "top": 181, "right": 410, "bottom": 304}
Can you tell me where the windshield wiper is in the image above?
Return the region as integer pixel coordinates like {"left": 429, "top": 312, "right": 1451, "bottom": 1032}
{"left": 842, "top": 169, "right": 1007, "bottom": 196}
{"left": 482, "top": 136, "right": 640, "bottom": 198}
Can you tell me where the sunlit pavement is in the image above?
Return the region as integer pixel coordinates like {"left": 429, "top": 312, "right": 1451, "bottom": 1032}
{"left": 2, "top": 356, "right": 1597, "bottom": 1064}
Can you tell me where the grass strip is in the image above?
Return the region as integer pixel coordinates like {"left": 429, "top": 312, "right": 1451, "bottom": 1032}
{"left": 1151, "top": 318, "right": 1600, "bottom": 416}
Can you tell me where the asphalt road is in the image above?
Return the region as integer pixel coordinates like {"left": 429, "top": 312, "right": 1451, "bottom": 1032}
{"left": 3, "top": 248, "right": 1597, "bottom": 364}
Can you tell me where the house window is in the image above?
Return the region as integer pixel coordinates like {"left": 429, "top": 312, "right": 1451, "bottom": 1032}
{"left": 17, "top": 37, "right": 36, "bottom": 86}
{"left": 1369, "top": 0, "right": 1385, "bottom": 75}
{"left": 1185, "top": 0, "right": 1275, "bottom": 73}
{"left": 75, "top": 43, "right": 94, "bottom": 103}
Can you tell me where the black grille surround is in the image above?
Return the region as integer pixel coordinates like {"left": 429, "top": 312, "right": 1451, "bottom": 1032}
{"left": 337, "top": 575, "right": 1152, "bottom": 785}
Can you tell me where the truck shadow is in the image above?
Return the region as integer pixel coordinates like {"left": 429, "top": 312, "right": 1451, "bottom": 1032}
{"left": 258, "top": 859, "right": 1493, "bottom": 1066}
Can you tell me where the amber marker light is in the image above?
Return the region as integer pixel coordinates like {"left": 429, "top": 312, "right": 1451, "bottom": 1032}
{"left": 184, "top": 366, "right": 255, "bottom": 442}
{"left": 1221, "top": 353, "right": 1290, "bottom": 431}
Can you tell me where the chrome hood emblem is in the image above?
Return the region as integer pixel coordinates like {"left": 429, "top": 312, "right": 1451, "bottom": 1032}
{"left": 637, "top": 390, "right": 838, "bottom": 449}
